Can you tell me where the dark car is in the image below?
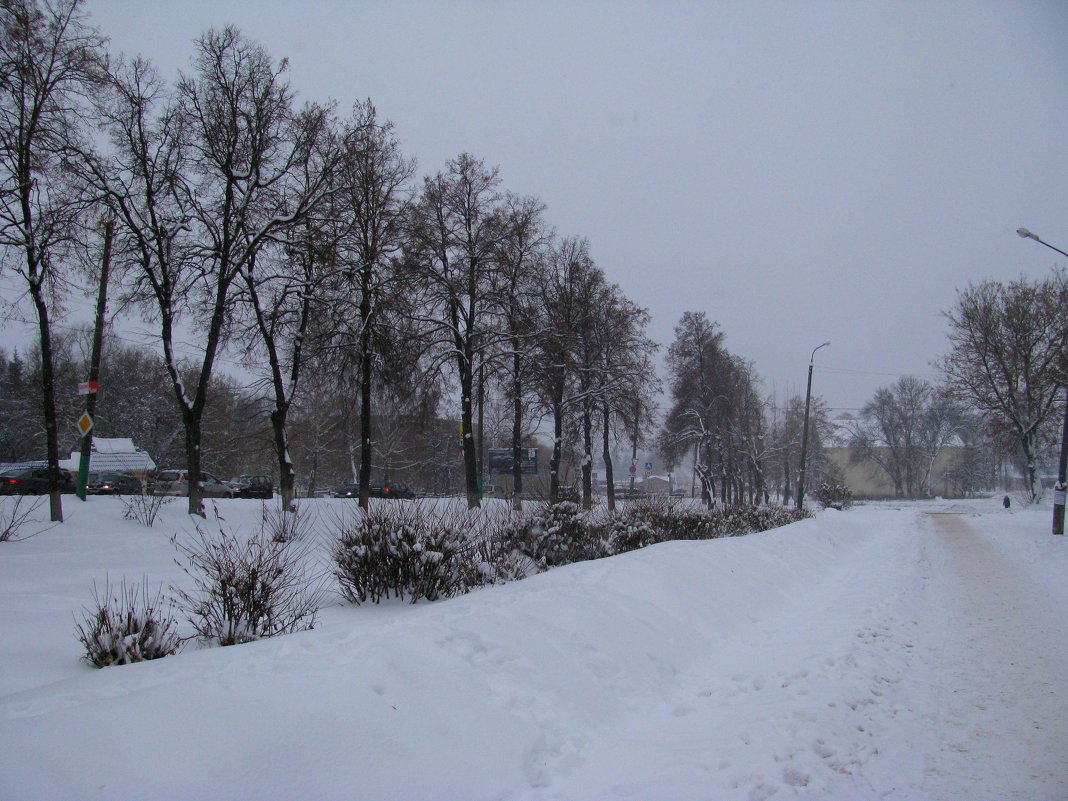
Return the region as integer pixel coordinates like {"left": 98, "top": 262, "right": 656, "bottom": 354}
{"left": 229, "top": 474, "right": 274, "bottom": 499}
{"left": 0, "top": 466, "right": 76, "bottom": 495}
{"left": 87, "top": 472, "right": 143, "bottom": 495}
{"left": 333, "top": 482, "right": 416, "bottom": 500}
{"left": 370, "top": 482, "right": 415, "bottom": 499}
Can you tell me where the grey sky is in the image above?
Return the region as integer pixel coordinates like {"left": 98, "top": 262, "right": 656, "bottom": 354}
{"left": 7, "top": 0, "right": 1068, "bottom": 414}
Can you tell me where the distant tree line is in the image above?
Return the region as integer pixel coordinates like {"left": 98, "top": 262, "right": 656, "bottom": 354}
{"left": 658, "top": 267, "right": 1067, "bottom": 504}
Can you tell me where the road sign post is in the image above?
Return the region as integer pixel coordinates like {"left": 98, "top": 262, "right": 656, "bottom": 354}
{"left": 75, "top": 413, "right": 93, "bottom": 501}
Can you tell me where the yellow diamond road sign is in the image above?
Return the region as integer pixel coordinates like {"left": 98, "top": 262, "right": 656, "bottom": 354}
{"left": 77, "top": 412, "right": 93, "bottom": 436}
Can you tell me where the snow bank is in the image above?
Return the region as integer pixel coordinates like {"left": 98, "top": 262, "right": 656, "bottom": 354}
{"left": 0, "top": 496, "right": 1065, "bottom": 800}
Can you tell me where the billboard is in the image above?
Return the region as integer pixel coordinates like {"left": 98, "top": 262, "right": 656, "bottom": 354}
{"left": 488, "top": 447, "right": 538, "bottom": 475}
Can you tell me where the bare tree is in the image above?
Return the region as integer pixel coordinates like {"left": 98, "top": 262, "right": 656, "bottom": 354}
{"left": 595, "top": 288, "right": 657, "bottom": 511}
{"left": 493, "top": 193, "right": 549, "bottom": 509}
{"left": 90, "top": 28, "right": 332, "bottom": 515}
{"left": 660, "top": 312, "right": 729, "bottom": 505}
{"left": 941, "top": 274, "right": 1068, "bottom": 501}
{"left": 660, "top": 312, "right": 776, "bottom": 506}
{"left": 324, "top": 101, "right": 416, "bottom": 508}
{"left": 406, "top": 153, "right": 503, "bottom": 508}
{"left": 848, "top": 376, "right": 933, "bottom": 498}
{"left": 235, "top": 101, "right": 343, "bottom": 510}
{"left": 531, "top": 236, "right": 603, "bottom": 503}
{"left": 0, "top": 0, "right": 104, "bottom": 521}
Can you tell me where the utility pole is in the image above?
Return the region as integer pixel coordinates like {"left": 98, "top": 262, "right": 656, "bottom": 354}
{"left": 796, "top": 341, "right": 830, "bottom": 511}
{"left": 76, "top": 220, "right": 113, "bottom": 500}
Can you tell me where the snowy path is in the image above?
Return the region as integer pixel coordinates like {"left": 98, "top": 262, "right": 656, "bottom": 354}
{"left": 921, "top": 510, "right": 1068, "bottom": 799}
{"left": 509, "top": 505, "right": 1068, "bottom": 801}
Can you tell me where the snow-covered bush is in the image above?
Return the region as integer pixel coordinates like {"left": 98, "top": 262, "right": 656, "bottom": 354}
{"left": 172, "top": 518, "right": 322, "bottom": 646}
{"left": 332, "top": 504, "right": 472, "bottom": 604}
{"left": 463, "top": 532, "right": 538, "bottom": 586}
{"left": 120, "top": 491, "right": 172, "bottom": 528}
{"left": 813, "top": 482, "right": 854, "bottom": 510}
{"left": 604, "top": 498, "right": 729, "bottom": 552}
{"left": 599, "top": 498, "right": 812, "bottom": 553}
{"left": 75, "top": 579, "right": 181, "bottom": 667}
{"left": 599, "top": 501, "right": 666, "bottom": 554}
{"left": 496, "top": 501, "right": 608, "bottom": 570}
{"left": 715, "top": 504, "right": 810, "bottom": 535}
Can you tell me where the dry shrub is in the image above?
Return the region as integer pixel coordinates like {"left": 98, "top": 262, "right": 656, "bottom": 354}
{"left": 120, "top": 492, "right": 173, "bottom": 527}
{"left": 75, "top": 578, "right": 181, "bottom": 667}
{"left": 813, "top": 482, "right": 854, "bottom": 510}
{"left": 172, "top": 517, "right": 323, "bottom": 646}
{"left": 602, "top": 497, "right": 811, "bottom": 554}
{"left": 0, "top": 495, "right": 49, "bottom": 542}
{"left": 261, "top": 501, "right": 317, "bottom": 542}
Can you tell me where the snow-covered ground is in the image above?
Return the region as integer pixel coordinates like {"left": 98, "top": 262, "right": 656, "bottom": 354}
{"left": 1, "top": 495, "right": 1065, "bottom": 800}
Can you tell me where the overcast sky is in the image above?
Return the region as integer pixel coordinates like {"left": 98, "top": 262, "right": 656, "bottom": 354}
{"left": 6, "top": 0, "right": 1068, "bottom": 414}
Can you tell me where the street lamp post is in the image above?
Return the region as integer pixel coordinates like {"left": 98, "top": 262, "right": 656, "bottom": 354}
{"left": 796, "top": 341, "right": 830, "bottom": 511}
{"left": 1016, "top": 227, "right": 1068, "bottom": 535}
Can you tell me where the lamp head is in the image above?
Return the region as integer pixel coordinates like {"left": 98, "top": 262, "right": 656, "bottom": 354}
{"left": 1017, "top": 227, "right": 1038, "bottom": 240}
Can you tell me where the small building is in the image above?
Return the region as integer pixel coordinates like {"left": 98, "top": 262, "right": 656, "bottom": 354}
{"left": 59, "top": 438, "right": 155, "bottom": 478}
{"left": 641, "top": 475, "right": 672, "bottom": 495}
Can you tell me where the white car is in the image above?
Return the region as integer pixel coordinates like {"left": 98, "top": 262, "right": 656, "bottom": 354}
{"left": 148, "top": 469, "right": 235, "bottom": 498}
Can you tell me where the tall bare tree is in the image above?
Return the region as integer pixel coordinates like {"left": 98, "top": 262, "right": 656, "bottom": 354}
{"left": 235, "top": 101, "right": 343, "bottom": 510}
{"left": 660, "top": 312, "right": 729, "bottom": 505}
{"left": 493, "top": 192, "right": 549, "bottom": 509}
{"left": 326, "top": 101, "right": 416, "bottom": 508}
{"left": 941, "top": 273, "right": 1068, "bottom": 501}
{"left": 0, "top": 0, "right": 104, "bottom": 521}
{"left": 406, "top": 153, "right": 503, "bottom": 508}
{"left": 594, "top": 287, "right": 657, "bottom": 511}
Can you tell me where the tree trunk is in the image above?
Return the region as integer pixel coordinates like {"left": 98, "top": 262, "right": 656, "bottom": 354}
{"left": 549, "top": 399, "right": 563, "bottom": 503}
{"left": 602, "top": 405, "right": 616, "bottom": 512}
{"left": 183, "top": 412, "right": 205, "bottom": 517}
{"left": 477, "top": 361, "right": 485, "bottom": 499}
{"left": 1022, "top": 431, "right": 1039, "bottom": 502}
{"left": 581, "top": 399, "right": 593, "bottom": 510}
{"left": 30, "top": 284, "right": 63, "bottom": 523}
{"left": 458, "top": 355, "right": 480, "bottom": 509}
{"left": 511, "top": 354, "right": 523, "bottom": 511}
{"left": 271, "top": 407, "right": 295, "bottom": 511}
{"left": 358, "top": 321, "right": 373, "bottom": 510}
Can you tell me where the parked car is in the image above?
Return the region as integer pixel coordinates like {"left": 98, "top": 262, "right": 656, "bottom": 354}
{"left": 87, "top": 472, "right": 142, "bottom": 495}
{"left": 333, "top": 482, "right": 416, "bottom": 500}
{"left": 370, "top": 482, "right": 415, "bottom": 499}
{"left": 148, "top": 469, "right": 234, "bottom": 498}
{"left": 228, "top": 474, "right": 273, "bottom": 499}
{"left": 0, "top": 466, "right": 76, "bottom": 495}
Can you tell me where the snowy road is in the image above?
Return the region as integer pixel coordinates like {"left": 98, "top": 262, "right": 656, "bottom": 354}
{"left": 1, "top": 498, "right": 1066, "bottom": 800}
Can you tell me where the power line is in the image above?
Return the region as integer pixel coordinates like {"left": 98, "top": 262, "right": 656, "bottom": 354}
{"left": 815, "top": 364, "right": 941, "bottom": 380}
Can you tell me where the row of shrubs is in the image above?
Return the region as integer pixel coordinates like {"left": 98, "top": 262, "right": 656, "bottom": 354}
{"left": 77, "top": 498, "right": 810, "bottom": 667}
